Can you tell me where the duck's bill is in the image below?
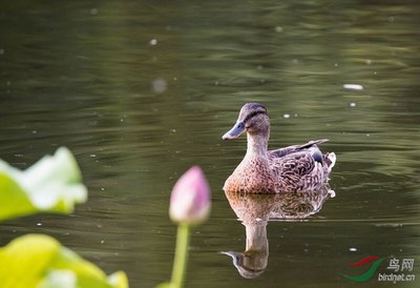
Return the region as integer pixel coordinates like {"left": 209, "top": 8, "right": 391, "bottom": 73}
{"left": 222, "top": 121, "right": 245, "bottom": 140}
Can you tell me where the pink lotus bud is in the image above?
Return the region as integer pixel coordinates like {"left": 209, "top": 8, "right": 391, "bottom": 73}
{"left": 169, "top": 166, "right": 211, "bottom": 225}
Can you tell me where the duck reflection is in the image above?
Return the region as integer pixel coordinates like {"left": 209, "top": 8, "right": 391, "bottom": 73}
{"left": 221, "top": 185, "right": 335, "bottom": 279}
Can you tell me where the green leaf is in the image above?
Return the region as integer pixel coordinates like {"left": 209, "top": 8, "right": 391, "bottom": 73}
{"left": 156, "top": 282, "right": 172, "bottom": 288}
{"left": 0, "top": 147, "right": 87, "bottom": 221}
{"left": 0, "top": 234, "right": 128, "bottom": 288}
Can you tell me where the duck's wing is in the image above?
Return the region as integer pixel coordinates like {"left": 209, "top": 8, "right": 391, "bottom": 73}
{"left": 271, "top": 150, "right": 326, "bottom": 192}
{"left": 269, "top": 139, "right": 329, "bottom": 158}
{"left": 270, "top": 140, "right": 336, "bottom": 192}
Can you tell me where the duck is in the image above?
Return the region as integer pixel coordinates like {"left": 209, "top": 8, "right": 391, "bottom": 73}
{"left": 222, "top": 103, "right": 336, "bottom": 193}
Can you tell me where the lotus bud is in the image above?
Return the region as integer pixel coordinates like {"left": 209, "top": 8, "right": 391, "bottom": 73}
{"left": 169, "top": 166, "right": 211, "bottom": 225}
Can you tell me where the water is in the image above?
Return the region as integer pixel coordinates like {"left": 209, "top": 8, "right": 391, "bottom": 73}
{"left": 1, "top": 1, "right": 420, "bottom": 287}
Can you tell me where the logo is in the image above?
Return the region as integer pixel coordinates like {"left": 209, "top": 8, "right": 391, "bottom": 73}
{"left": 339, "top": 256, "right": 416, "bottom": 283}
{"left": 340, "top": 256, "right": 385, "bottom": 282}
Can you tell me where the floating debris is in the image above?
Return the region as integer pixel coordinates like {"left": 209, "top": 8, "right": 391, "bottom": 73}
{"left": 283, "top": 113, "right": 290, "bottom": 119}
{"left": 89, "top": 8, "right": 98, "bottom": 15}
{"left": 274, "top": 26, "right": 283, "bottom": 33}
{"left": 151, "top": 78, "right": 167, "bottom": 94}
{"left": 349, "top": 247, "right": 358, "bottom": 252}
{"left": 343, "top": 84, "right": 364, "bottom": 91}
{"left": 149, "top": 38, "right": 158, "bottom": 46}
{"left": 349, "top": 102, "right": 357, "bottom": 108}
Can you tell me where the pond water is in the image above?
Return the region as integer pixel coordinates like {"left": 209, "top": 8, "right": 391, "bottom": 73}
{"left": 1, "top": 1, "right": 420, "bottom": 287}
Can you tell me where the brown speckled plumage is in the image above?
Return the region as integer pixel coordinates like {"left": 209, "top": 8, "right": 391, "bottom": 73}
{"left": 222, "top": 103, "right": 336, "bottom": 193}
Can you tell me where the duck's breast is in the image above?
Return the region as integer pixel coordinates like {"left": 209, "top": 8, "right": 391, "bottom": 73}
{"left": 224, "top": 157, "right": 275, "bottom": 193}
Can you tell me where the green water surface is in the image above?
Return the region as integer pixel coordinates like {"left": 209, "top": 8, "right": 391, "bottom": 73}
{"left": 1, "top": 1, "right": 419, "bottom": 287}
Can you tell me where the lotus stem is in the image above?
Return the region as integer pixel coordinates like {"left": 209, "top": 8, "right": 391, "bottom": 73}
{"left": 170, "top": 223, "right": 190, "bottom": 288}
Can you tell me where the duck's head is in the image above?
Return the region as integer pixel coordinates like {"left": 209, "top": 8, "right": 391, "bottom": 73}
{"left": 222, "top": 103, "right": 269, "bottom": 140}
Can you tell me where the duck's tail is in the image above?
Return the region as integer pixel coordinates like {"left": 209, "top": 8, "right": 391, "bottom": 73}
{"left": 323, "top": 152, "right": 336, "bottom": 174}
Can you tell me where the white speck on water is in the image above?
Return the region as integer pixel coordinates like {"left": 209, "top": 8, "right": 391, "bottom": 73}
{"left": 334, "top": 63, "right": 339, "bottom": 67}
{"left": 294, "top": 113, "right": 298, "bottom": 117}
{"left": 343, "top": 84, "right": 364, "bottom": 91}
{"left": 149, "top": 38, "right": 158, "bottom": 46}
{"left": 366, "top": 133, "right": 370, "bottom": 137}
{"left": 292, "top": 59, "right": 299, "bottom": 64}
{"left": 171, "top": 128, "right": 176, "bottom": 133}
{"left": 89, "top": 8, "right": 98, "bottom": 15}
{"left": 100, "top": 240, "right": 105, "bottom": 244}
{"left": 274, "top": 26, "right": 283, "bottom": 32}
{"left": 388, "top": 16, "right": 395, "bottom": 22}
{"left": 214, "top": 81, "right": 219, "bottom": 86}
{"left": 0, "top": 48, "right": 4, "bottom": 55}
{"left": 32, "top": 130, "right": 38, "bottom": 134}
{"left": 374, "top": 71, "right": 377, "bottom": 75}
{"left": 36, "top": 222, "right": 42, "bottom": 226}
{"left": 6, "top": 81, "right": 11, "bottom": 86}
{"left": 283, "top": 113, "right": 291, "bottom": 119}
{"left": 173, "top": 77, "right": 177, "bottom": 81}
{"left": 90, "top": 154, "right": 96, "bottom": 158}
{"left": 151, "top": 78, "right": 167, "bottom": 94}
{"left": 120, "top": 118, "right": 124, "bottom": 122}
{"left": 349, "top": 247, "right": 358, "bottom": 252}
{"left": 349, "top": 102, "right": 357, "bottom": 108}
{"left": 100, "top": 187, "right": 105, "bottom": 191}
{"left": 257, "top": 65, "right": 263, "bottom": 70}
{"left": 366, "top": 59, "right": 372, "bottom": 65}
